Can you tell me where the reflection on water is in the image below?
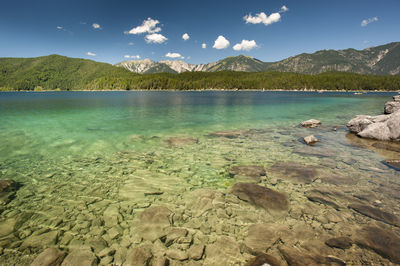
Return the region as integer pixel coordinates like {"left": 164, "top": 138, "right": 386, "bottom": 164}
{"left": 0, "top": 91, "right": 399, "bottom": 265}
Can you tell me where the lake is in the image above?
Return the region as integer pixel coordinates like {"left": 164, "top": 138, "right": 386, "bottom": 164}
{"left": 0, "top": 91, "right": 399, "bottom": 265}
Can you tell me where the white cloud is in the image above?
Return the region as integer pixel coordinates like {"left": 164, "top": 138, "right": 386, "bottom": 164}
{"left": 182, "top": 33, "right": 190, "bottom": 41}
{"left": 233, "top": 40, "right": 258, "bottom": 51}
{"left": 280, "top": 5, "right": 289, "bottom": 12}
{"left": 92, "top": 23, "right": 102, "bottom": 30}
{"left": 128, "top": 42, "right": 134, "bottom": 46}
{"left": 125, "top": 18, "right": 161, "bottom": 34}
{"left": 165, "top": 52, "right": 184, "bottom": 59}
{"left": 202, "top": 43, "right": 207, "bottom": 49}
{"left": 361, "top": 17, "right": 378, "bottom": 27}
{"left": 244, "top": 12, "right": 281, "bottom": 26}
{"left": 213, "top": 35, "right": 230, "bottom": 49}
{"left": 124, "top": 55, "right": 140, "bottom": 59}
{"left": 57, "top": 26, "right": 63, "bottom": 30}
{"left": 145, "top": 33, "right": 168, "bottom": 44}
{"left": 87, "top": 52, "right": 96, "bottom": 56}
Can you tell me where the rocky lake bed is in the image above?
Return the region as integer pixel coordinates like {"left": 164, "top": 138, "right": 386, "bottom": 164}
{"left": 0, "top": 91, "right": 399, "bottom": 265}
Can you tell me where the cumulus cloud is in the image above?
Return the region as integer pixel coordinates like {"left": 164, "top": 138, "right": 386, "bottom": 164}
{"left": 361, "top": 17, "right": 378, "bottom": 27}
{"left": 57, "top": 26, "right": 63, "bottom": 30}
{"left": 128, "top": 42, "right": 134, "bottom": 46}
{"left": 87, "top": 52, "right": 96, "bottom": 56}
{"left": 165, "top": 52, "right": 184, "bottom": 59}
{"left": 280, "top": 5, "right": 289, "bottom": 12}
{"left": 124, "top": 55, "right": 140, "bottom": 59}
{"left": 125, "top": 18, "right": 161, "bottom": 34}
{"left": 145, "top": 33, "right": 168, "bottom": 44}
{"left": 244, "top": 12, "right": 281, "bottom": 26}
{"left": 202, "top": 43, "right": 207, "bottom": 49}
{"left": 92, "top": 23, "right": 102, "bottom": 30}
{"left": 233, "top": 40, "right": 258, "bottom": 51}
{"left": 213, "top": 35, "right": 230, "bottom": 49}
{"left": 182, "top": 33, "right": 190, "bottom": 41}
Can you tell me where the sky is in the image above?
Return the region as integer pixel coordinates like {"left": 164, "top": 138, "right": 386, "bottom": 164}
{"left": 0, "top": 0, "right": 399, "bottom": 65}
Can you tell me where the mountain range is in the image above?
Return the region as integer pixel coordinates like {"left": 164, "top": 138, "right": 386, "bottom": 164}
{"left": 116, "top": 42, "right": 400, "bottom": 75}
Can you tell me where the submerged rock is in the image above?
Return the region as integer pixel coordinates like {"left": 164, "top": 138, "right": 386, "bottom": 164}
{"left": 204, "top": 236, "right": 241, "bottom": 265}
{"left": 61, "top": 248, "right": 98, "bottom": 266}
{"left": 165, "top": 137, "right": 198, "bottom": 146}
{"left": 0, "top": 179, "right": 21, "bottom": 206}
{"left": 279, "top": 246, "right": 345, "bottom": 266}
{"left": 269, "top": 162, "right": 318, "bottom": 184}
{"left": 293, "top": 147, "right": 336, "bottom": 158}
{"left": 303, "top": 135, "right": 318, "bottom": 145}
{"left": 21, "top": 231, "right": 59, "bottom": 250}
{"left": 243, "top": 224, "right": 281, "bottom": 255}
{"left": 301, "top": 119, "right": 321, "bottom": 128}
{"left": 125, "top": 245, "right": 153, "bottom": 266}
{"left": 30, "top": 248, "right": 66, "bottom": 266}
{"left": 206, "top": 129, "right": 250, "bottom": 138}
{"left": 347, "top": 110, "right": 400, "bottom": 141}
{"left": 229, "top": 165, "right": 266, "bottom": 182}
{"left": 325, "top": 237, "right": 353, "bottom": 249}
{"left": 245, "top": 254, "right": 281, "bottom": 266}
{"left": 384, "top": 159, "right": 400, "bottom": 171}
{"left": 231, "top": 183, "right": 288, "bottom": 211}
{"left": 355, "top": 226, "right": 400, "bottom": 264}
{"left": 349, "top": 203, "right": 400, "bottom": 227}
{"left": 136, "top": 206, "right": 173, "bottom": 241}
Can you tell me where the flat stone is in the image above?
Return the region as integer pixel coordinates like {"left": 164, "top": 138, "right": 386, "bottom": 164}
{"left": 301, "top": 119, "right": 321, "bottom": 128}
{"left": 21, "top": 231, "right": 59, "bottom": 250}
{"left": 103, "top": 204, "right": 120, "bottom": 228}
{"left": 231, "top": 183, "right": 288, "bottom": 211}
{"left": 243, "top": 224, "right": 281, "bottom": 255}
{"left": 279, "top": 246, "right": 343, "bottom": 266}
{"left": 30, "top": 248, "right": 66, "bottom": 266}
{"left": 125, "top": 245, "right": 153, "bottom": 266}
{"left": 372, "top": 142, "right": 400, "bottom": 152}
{"left": 166, "top": 249, "right": 188, "bottom": 261}
{"left": 0, "top": 218, "right": 18, "bottom": 237}
{"left": 61, "top": 249, "right": 98, "bottom": 266}
{"left": 165, "top": 227, "right": 188, "bottom": 246}
{"left": 325, "top": 237, "right": 353, "bottom": 249}
{"left": 165, "top": 137, "right": 198, "bottom": 146}
{"left": 136, "top": 206, "right": 173, "bottom": 241}
{"left": 206, "top": 130, "right": 250, "bottom": 138}
{"left": 269, "top": 162, "right": 319, "bottom": 184}
{"left": 305, "top": 190, "right": 341, "bottom": 210}
{"left": 293, "top": 147, "right": 336, "bottom": 158}
{"left": 229, "top": 165, "right": 266, "bottom": 182}
{"left": 205, "top": 236, "right": 241, "bottom": 265}
{"left": 349, "top": 203, "right": 400, "bottom": 227}
{"left": 188, "top": 244, "right": 204, "bottom": 260}
{"left": 303, "top": 135, "right": 318, "bottom": 145}
{"left": 245, "top": 254, "right": 281, "bottom": 266}
{"left": 355, "top": 226, "right": 400, "bottom": 264}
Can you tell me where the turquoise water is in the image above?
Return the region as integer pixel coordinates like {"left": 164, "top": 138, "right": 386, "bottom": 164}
{"left": 0, "top": 91, "right": 399, "bottom": 265}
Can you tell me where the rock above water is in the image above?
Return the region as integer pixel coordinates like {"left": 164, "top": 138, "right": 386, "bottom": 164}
{"left": 347, "top": 110, "right": 400, "bottom": 141}
{"left": 355, "top": 226, "right": 400, "bottom": 264}
{"left": 165, "top": 137, "right": 198, "bottom": 146}
{"left": 301, "top": 119, "right": 321, "bottom": 128}
{"left": 229, "top": 165, "right": 266, "bottom": 182}
{"left": 303, "top": 135, "right": 318, "bottom": 145}
{"left": 384, "top": 101, "right": 400, "bottom": 114}
{"left": 349, "top": 203, "right": 400, "bottom": 227}
{"left": 269, "top": 162, "right": 318, "bottom": 184}
{"left": 30, "top": 248, "right": 66, "bottom": 266}
{"left": 245, "top": 254, "right": 281, "bottom": 266}
{"left": 325, "top": 237, "right": 353, "bottom": 249}
{"left": 231, "top": 183, "right": 288, "bottom": 211}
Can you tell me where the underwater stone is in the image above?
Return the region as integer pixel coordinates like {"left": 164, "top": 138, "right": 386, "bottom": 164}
{"left": 125, "top": 245, "right": 153, "bottom": 266}
{"left": 349, "top": 203, "right": 400, "bottom": 227}
{"left": 188, "top": 244, "right": 205, "bottom": 260}
{"left": 165, "top": 137, "right": 198, "bottom": 146}
{"left": 245, "top": 253, "right": 281, "bottom": 266}
{"left": 21, "top": 230, "right": 59, "bottom": 250}
{"left": 30, "top": 247, "right": 66, "bottom": 266}
{"left": 269, "top": 162, "right": 319, "bottom": 184}
{"left": 243, "top": 224, "right": 281, "bottom": 255}
{"left": 204, "top": 236, "right": 241, "bottom": 265}
{"left": 229, "top": 165, "right": 266, "bottom": 181}
{"left": 303, "top": 135, "right": 318, "bottom": 145}
{"left": 231, "top": 183, "right": 288, "bottom": 211}
{"left": 61, "top": 248, "right": 98, "bottom": 266}
{"left": 136, "top": 206, "right": 173, "bottom": 241}
{"left": 206, "top": 130, "right": 250, "bottom": 138}
{"left": 165, "top": 248, "right": 188, "bottom": 261}
{"left": 325, "top": 237, "right": 353, "bottom": 249}
{"left": 355, "top": 226, "right": 400, "bottom": 264}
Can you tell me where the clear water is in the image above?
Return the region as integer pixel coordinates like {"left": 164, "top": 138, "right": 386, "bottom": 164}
{"left": 0, "top": 91, "right": 399, "bottom": 265}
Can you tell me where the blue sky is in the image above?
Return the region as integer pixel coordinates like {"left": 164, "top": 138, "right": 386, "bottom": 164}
{"left": 0, "top": 0, "right": 399, "bottom": 64}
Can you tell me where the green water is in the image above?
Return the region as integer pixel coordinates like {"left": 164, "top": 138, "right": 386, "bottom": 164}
{"left": 0, "top": 91, "right": 399, "bottom": 265}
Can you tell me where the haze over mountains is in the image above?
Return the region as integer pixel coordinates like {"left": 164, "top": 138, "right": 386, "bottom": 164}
{"left": 116, "top": 42, "right": 400, "bottom": 75}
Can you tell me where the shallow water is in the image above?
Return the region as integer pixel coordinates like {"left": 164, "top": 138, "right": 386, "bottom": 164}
{"left": 0, "top": 91, "right": 399, "bottom": 265}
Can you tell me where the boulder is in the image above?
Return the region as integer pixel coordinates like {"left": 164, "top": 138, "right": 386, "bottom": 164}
{"left": 347, "top": 110, "right": 400, "bottom": 141}
{"left": 303, "top": 135, "right": 318, "bottom": 145}
{"left": 355, "top": 226, "right": 400, "bottom": 264}
{"left": 61, "top": 249, "right": 97, "bottom": 266}
{"left": 301, "top": 119, "right": 321, "bottom": 128}
{"left": 384, "top": 101, "right": 400, "bottom": 114}
{"left": 325, "top": 237, "right": 353, "bottom": 249}
{"left": 30, "top": 248, "right": 66, "bottom": 266}
{"left": 349, "top": 203, "right": 400, "bottom": 227}
{"left": 245, "top": 254, "right": 281, "bottom": 266}
{"left": 231, "top": 183, "right": 288, "bottom": 211}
